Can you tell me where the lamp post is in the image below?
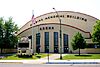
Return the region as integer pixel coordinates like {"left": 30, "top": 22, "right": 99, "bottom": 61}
{"left": 47, "top": 46, "right": 49, "bottom": 63}
{"left": 53, "top": 8, "right": 62, "bottom": 59}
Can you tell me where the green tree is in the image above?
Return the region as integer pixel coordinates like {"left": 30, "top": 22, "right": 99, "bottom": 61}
{"left": 0, "top": 17, "right": 19, "bottom": 54}
{"left": 71, "top": 32, "right": 86, "bottom": 55}
{"left": 0, "top": 17, "right": 4, "bottom": 53}
{"left": 4, "top": 17, "right": 19, "bottom": 49}
{"left": 92, "top": 20, "right": 100, "bottom": 45}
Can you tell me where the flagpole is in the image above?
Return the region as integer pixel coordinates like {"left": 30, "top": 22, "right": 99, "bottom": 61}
{"left": 32, "top": 10, "right": 34, "bottom": 54}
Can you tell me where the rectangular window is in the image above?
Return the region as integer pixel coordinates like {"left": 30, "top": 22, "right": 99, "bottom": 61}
{"left": 63, "top": 34, "right": 68, "bottom": 53}
{"left": 63, "top": 34, "right": 68, "bottom": 46}
{"left": 45, "top": 32, "right": 49, "bottom": 53}
{"left": 36, "top": 33, "right": 40, "bottom": 53}
{"left": 54, "top": 32, "right": 59, "bottom": 53}
{"left": 54, "top": 32, "right": 58, "bottom": 46}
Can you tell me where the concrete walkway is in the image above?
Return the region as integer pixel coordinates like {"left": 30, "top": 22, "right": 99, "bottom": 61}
{"left": 0, "top": 54, "right": 100, "bottom": 64}
{"left": 23, "top": 54, "right": 66, "bottom": 64}
{"left": 37, "top": 54, "right": 66, "bottom": 60}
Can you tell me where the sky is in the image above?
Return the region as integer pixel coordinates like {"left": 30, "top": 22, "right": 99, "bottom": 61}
{"left": 0, "top": 0, "right": 100, "bottom": 28}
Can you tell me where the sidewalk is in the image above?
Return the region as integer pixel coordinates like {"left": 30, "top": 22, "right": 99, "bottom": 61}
{"left": 0, "top": 54, "right": 100, "bottom": 64}
{"left": 0, "top": 59, "right": 100, "bottom": 64}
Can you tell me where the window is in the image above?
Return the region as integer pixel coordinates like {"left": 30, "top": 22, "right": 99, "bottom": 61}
{"left": 52, "top": 27, "right": 54, "bottom": 29}
{"left": 48, "top": 17, "right": 50, "bottom": 19}
{"left": 77, "top": 16, "right": 79, "bottom": 19}
{"left": 36, "top": 33, "right": 40, "bottom": 53}
{"left": 87, "top": 44, "right": 100, "bottom": 48}
{"left": 53, "top": 15, "right": 55, "bottom": 18}
{"left": 67, "top": 15, "right": 69, "bottom": 18}
{"left": 69, "top": 15, "right": 72, "bottom": 18}
{"left": 72, "top": 16, "right": 74, "bottom": 18}
{"left": 80, "top": 17, "right": 82, "bottom": 20}
{"left": 72, "top": 16, "right": 76, "bottom": 19}
{"left": 36, "top": 21, "right": 37, "bottom": 23}
{"left": 40, "top": 28, "right": 42, "bottom": 30}
{"left": 54, "top": 32, "right": 59, "bottom": 53}
{"left": 30, "top": 24, "right": 32, "bottom": 26}
{"left": 41, "top": 19, "right": 43, "bottom": 21}
{"left": 56, "top": 15, "right": 59, "bottom": 17}
{"left": 40, "top": 27, "right": 54, "bottom": 30}
{"left": 46, "top": 27, "right": 48, "bottom": 30}
{"left": 45, "top": 32, "right": 49, "bottom": 46}
{"left": 63, "top": 34, "right": 68, "bottom": 53}
{"left": 39, "top": 20, "right": 41, "bottom": 21}
{"left": 63, "top": 34, "right": 68, "bottom": 46}
{"left": 54, "top": 32, "right": 58, "bottom": 46}
{"left": 74, "top": 16, "right": 76, "bottom": 19}
{"left": 45, "top": 17, "right": 47, "bottom": 19}
{"left": 49, "top": 27, "right": 51, "bottom": 29}
{"left": 84, "top": 19, "right": 87, "bottom": 22}
{"left": 43, "top": 27, "right": 45, "bottom": 30}
{"left": 50, "top": 16, "right": 53, "bottom": 18}
{"left": 45, "top": 32, "right": 49, "bottom": 53}
{"left": 60, "top": 15, "right": 62, "bottom": 17}
{"left": 62, "top": 15, "right": 64, "bottom": 17}
{"left": 18, "top": 43, "right": 29, "bottom": 48}
{"left": 82, "top": 18, "right": 84, "bottom": 20}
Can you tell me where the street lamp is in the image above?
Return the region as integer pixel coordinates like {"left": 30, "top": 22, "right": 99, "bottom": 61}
{"left": 47, "top": 46, "right": 49, "bottom": 63}
{"left": 53, "top": 8, "right": 62, "bottom": 59}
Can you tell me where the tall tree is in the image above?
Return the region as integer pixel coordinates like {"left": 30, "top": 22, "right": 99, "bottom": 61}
{"left": 71, "top": 32, "right": 86, "bottom": 55}
{"left": 92, "top": 20, "right": 100, "bottom": 45}
{"left": 0, "top": 17, "right": 19, "bottom": 54}
{"left": 4, "top": 17, "right": 19, "bottom": 48}
{"left": 0, "top": 18, "right": 4, "bottom": 53}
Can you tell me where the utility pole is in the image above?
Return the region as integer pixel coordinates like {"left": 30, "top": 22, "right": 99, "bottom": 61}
{"left": 32, "top": 10, "right": 35, "bottom": 54}
{"left": 53, "top": 8, "right": 62, "bottom": 59}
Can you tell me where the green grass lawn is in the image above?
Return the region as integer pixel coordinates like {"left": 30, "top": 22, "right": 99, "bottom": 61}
{"left": 57, "top": 54, "right": 100, "bottom": 60}
{"left": 0, "top": 53, "right": 49, "bottom": 60}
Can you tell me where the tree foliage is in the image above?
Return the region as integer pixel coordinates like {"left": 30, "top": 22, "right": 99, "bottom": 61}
{"left": 0, "top": 18, "right": 4, "bottom": 53}
{"left": 92, "top": 20, "right": 100, "bottom": 44}
{"left": 0, "top": 17, "right": 19, "bottom": 53}
{"left": 71, "top": 32, "right": 86, "bottom": 55}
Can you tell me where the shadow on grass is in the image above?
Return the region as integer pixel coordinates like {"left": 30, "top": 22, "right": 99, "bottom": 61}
{"left": 18, "top": 55, "right": 33, "bottom": 58}
{"left": 75, "top": 55, "right": 92, "bottom": 57}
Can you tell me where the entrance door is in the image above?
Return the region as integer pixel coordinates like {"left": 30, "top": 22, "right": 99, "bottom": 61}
{"left": 54, "top": 47, "right": 58, "bottom": 53}
{"left": 64, "top": 47, "right": 68, "bottom": 53}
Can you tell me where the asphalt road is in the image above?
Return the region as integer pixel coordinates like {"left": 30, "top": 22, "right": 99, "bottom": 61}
{"left": 0, "top": 63, "right": 100, "bottom": 67}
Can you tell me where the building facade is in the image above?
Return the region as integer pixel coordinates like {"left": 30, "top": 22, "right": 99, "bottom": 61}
{"left": 17, "top": 11, "right": 99, "bottom": 53}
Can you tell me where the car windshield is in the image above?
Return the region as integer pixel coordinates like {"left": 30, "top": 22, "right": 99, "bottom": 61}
{"left": 18, "top": 43, "right": 29, "bottom": 48}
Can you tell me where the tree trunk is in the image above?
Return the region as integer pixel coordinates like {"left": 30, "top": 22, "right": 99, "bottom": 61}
{"left": 1, "top": 48, "right": 3, "bottom": 54}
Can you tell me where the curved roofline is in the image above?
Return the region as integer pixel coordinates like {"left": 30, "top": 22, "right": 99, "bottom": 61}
{"left": 19, "top": 11, "right": 99, "bottom": 30}
{"left": 36, "top": 11, "right": 99, "bottom": 20}
{"left": 18, "top": 23, "right": 91, "bottom": 39}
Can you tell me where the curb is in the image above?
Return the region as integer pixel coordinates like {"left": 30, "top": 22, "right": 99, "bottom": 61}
{"left": 0, "top": 62, "right": 23, "bottom": 64}
{"left": 46, "top": 62, "right": 99, "bottom": 64}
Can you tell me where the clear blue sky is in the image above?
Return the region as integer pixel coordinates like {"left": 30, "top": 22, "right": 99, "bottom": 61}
{"left": 0, "top": 0, "right": 100, "bottom": 27}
